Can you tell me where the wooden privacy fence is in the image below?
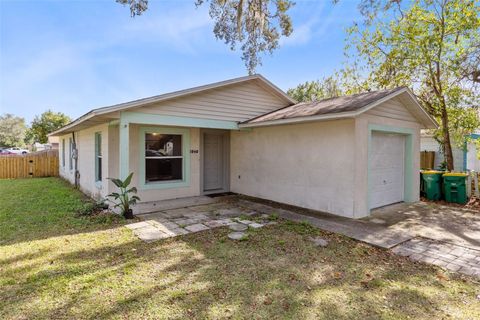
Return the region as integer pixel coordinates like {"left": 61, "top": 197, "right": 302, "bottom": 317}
{"left": 420, "top": 151, "right": 436, "bottom": 170}
{"left": 0, "top": 150, "right": 59, "bottom": 179}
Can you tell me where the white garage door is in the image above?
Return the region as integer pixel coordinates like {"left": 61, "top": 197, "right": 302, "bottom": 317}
{"left": 370, "top": 132, "right": 405, "bottom": 209}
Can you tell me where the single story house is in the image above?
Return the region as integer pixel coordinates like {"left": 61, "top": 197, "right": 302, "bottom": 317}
{"left": 50, "top": 75, "right": 437, "bottom": 218}
{"left": 421, "top": 131, "right": 480, "bottom": 171}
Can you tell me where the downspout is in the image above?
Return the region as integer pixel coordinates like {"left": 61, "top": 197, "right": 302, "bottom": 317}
{"left": 72, "top": 132, "right": 80, "bottom": 188}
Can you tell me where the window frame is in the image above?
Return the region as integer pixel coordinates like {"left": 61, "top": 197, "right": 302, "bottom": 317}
{"left": 62, "top": 139, "right": 65, "bottom": 168}
{"left": 68, "top": 137, "right": 73, "bottom": 171}
{"left": 139, "top": 126, "right": 190, "bottom": 190}
{"left": 94, "top": 132, "right": 102, "bottom": 183}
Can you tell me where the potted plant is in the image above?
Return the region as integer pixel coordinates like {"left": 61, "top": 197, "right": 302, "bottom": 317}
{"left": 107, "top": 172, "right": 140, "bottom": 219}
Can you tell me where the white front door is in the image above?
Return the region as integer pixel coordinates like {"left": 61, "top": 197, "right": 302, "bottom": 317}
{"left": 203, "top": 132, "right": 225, "bottom": 192}
{"left": 370, "top": 132, "right": 406, "bottom": 209}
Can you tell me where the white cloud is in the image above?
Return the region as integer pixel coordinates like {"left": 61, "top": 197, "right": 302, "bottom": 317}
{"left": 279, "top": 1, "right": 347, "bottom": 47}
{"left": 118, "top": 5, "right": 214, "bottom": 53}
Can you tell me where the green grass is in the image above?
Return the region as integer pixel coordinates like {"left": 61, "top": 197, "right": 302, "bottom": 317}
{"left": 0, "top": 178, "right": 125, "bottom": 245}
{"left": 1, "top": 178, "right": 479, "bottom": 319}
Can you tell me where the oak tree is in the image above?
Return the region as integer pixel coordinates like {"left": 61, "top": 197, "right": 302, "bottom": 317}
{"left": 116, "top": 0, "right": 294, "bottom": 74}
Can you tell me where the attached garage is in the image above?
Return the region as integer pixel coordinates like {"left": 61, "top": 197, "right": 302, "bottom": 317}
{"left": 369, "top": 132, "right": 406, "bottom": 209}
{"left": 234, "top": 86, "right": 437, "bottom": 218}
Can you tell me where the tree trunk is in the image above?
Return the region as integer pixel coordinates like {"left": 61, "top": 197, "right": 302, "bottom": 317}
{"left": 440, "top": 105, "right": 454, "bottom": 171}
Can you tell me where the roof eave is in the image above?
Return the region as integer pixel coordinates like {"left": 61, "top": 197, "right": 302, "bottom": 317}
{"left": 242, "top": 87, "right": 439, "bottom": 130}
{"left": 239, "top": 111, "right": 358, "bottom": 128}
{"left": 49, "top": 74, "right": 295, "bottom": 136}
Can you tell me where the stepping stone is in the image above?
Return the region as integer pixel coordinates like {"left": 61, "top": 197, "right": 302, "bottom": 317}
{"left": 125, "top": 221, "right": 151, "bottom": 230}
{"left": 185, "top": 223, "right": 210, "bottom": 233}
{"left": 174, "top": 218, "right": 197, "bottom": 226}
{"left": 370, "top": 218, "right": 386, "bottom": 224}
{"left": 147, "top": 220, "right": 179, "bottom": 230}
{"left": 217, "top": 208, "right": 243, "bottom": 217}
{"left": 310, "top": 237, "right": 329, "bottom": 247}
{"left": 182, "top": 211, "right": 209, "bottom": 218}
{"left": 217, "top": 218, "right": 233, "bottom": 225}
{"left": 249, "top": 222, "right": 264, "bottom": 229}
{"left": 229, "top": 222, "right": 248, "bottom": 231}
{"left": 238, "top": 219, "right": 254, "bottom": 225}
{"left": 167, "top": 228, "right": 190, "bottom": 236}
{"left": 204, "top": 220, "right": 226, "bottom": 228}
{"left": 133, "top": 226, "right": 171, "bottom": 242}
{"left": 228, "top": 231, "right": 247, "bottom": 240}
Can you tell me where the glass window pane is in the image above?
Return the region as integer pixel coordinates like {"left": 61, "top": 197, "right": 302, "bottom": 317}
{"left": 146, "top": 158, "right": 182, "bottom": 182}
{"left": 96, "top": 133, "right": 102, "bottom": 156}
{"left": 98, "top": 157, "right": 102, "bottom": 181}
{"left": 145, "top": 134, "right": 182, "bottom": 157}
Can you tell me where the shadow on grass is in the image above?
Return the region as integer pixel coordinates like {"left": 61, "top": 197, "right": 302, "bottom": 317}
{"left": 2, "top": 221, "right": 477, "bottom": 319}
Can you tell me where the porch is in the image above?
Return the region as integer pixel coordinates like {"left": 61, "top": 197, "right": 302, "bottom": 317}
{"left": 118, "top": 112, "right": 237, "bottom": 202}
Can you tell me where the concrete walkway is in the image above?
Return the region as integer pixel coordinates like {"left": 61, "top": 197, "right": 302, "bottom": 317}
{"left": 367, "top": 202, "right": 480, "bottom": 250}
{"left": 237, "top": 199, "right": 413, "bottom": 249}
{"left": 237, "top": 198, "right": 480, "bottom": 278}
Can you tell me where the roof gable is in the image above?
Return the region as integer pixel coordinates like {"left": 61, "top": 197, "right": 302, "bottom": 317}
{"left": 131, "top": 78, "right": 291, "bottom": 123}
{"left": 241, "top": 87, "right": 437, "bottom": 129}
{"left": 50, "top": 74, "right": 294, "bottom": 136}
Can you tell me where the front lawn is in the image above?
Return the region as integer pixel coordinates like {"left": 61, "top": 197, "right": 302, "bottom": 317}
{"left": 0, "top": 178, "right": 479, "bottom": 319}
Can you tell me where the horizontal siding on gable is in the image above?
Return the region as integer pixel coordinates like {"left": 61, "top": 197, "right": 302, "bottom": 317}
{"left": 366, "top": 98, "right": 418, "bottom": 123}
{"left": 132, "top": 81, "right": 288, "bottom": 122}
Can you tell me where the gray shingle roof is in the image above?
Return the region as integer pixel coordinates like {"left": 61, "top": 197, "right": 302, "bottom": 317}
{"left": 245, "top": 87, "right": 406, "bottom": 124}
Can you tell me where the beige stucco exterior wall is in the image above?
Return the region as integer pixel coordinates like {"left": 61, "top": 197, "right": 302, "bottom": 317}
{"left": 127, "top": 124, "right": 201, "bottom": 202}
{"left": 58, "top": 123, "right": 113, "bottom": 200}
{"left": 230, "top": 119, "right": 357, "bottom": 218}
{"left": 58, "top": 134, "right": 75, "bottom": 185}
{"left": 354, "top": 109, "right": 422, "bottom": 218}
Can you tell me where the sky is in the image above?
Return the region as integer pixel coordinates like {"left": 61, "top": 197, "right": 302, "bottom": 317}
{"left": 0, "top": 0, "right": 360, "bottom": 123}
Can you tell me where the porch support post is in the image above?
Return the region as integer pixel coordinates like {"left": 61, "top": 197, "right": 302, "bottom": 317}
{"left": 119, "top": 112, "right": 130, "bottom": 180}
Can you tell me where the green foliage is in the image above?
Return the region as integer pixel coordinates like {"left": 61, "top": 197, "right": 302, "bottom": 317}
{"left": 77, "top": 200, "right": 107, "bottom": 216}
{"left": 345, "top": 0, "right": 480, "bottom": 170}
{"left": 107, "top": 172, "right": 140, "bottom": 216}
{"left": 287, "top": 76, "right": 344, "bottom": 102}
{"left": 117, "top": 0, "right": 294, "bottom": 74}
{"left": 268, "top": 212, "right": 279, "bottom": 221}
{"left": 116, "top": 0, "right": 148, "bottom": 16}
{"left": 0, "top": 113, "right": 27, "bottom": 148}
{"left": 28, "top": 110, "right": 71, "bottom": 144}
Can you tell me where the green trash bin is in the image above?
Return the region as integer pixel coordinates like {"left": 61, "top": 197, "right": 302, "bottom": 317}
{"left": 421, "top": 170, "right": 444, "bottom": 200}
{"left": 443, "top": 173, "right": 468, "bottom": 204}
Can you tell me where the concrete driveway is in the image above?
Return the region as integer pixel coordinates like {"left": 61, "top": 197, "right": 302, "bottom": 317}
{"left": 366, "top": 202, "right": 480, "bottom": 250}
{"left": 239, "top": 197, "right": 480, "bottom": 277}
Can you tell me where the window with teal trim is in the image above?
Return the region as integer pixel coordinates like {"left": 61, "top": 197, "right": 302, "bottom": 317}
{"left": 95, "top": 133, "right": 102, "bottom": 182}
{"left": 145, "top": 133, "right": 183, "bottom": 182}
